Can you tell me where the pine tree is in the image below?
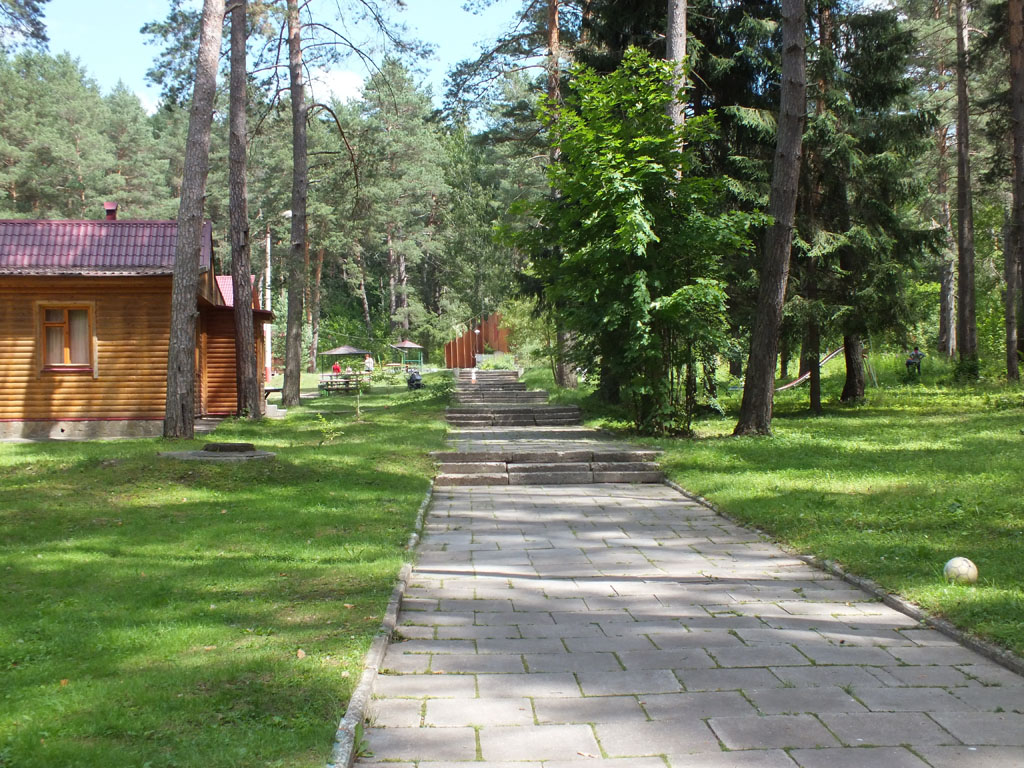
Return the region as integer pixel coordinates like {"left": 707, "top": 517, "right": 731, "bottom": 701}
{"left": 229, "top": 0, "right": 261, "bottom": 417}
{"left": 1010, "top": 0, "right": 1024, "bottom": 380}
{"left": 164, "top": 0, "right": 226, "bottom": 438}
{"left": 734, "top": 0, "right": 805, "bottom": 436}
{"left": 0, "top": 0, "right": 49, "bottom": 51}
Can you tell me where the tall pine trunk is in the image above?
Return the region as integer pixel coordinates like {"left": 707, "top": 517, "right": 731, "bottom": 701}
{"left": 805, "top": 258, "right": 822, "bottom": 413}
{"left": 386, "top": 227, "right": 397, "bottom": 329}
{"left": 955, "top": 0, "right": 978, "bottom": 372}
{"left": 309, "top": 245, "right": 324, "bottom": 373}
{"left": 1008, "top": 0, "right": 1023, "bottom": 380}
{"left": 546, "top": 0, "right": 576, "bottom": 389}
{"left": 666, "top": 0, "right": 686, "bottom": 130}
{"left": 229, "top": 0, "right": 260, "bottom": 419}
{"left": 356, "top": 251, "right": 372, "bottom": 334}
{"left": 734, "top": 0, "right": 806, "bottom": 436}
{"left": 840, "top": 334, "right": 865, "bottom": 402}
{"left": 399, "top": 250, "right": 410, "bottom": 331}
{"left": 164, "top": 0, "right": 225, "bottom": 438}
{"left": 804, "top": 0, "right": 831, "bottom": 413}
{"left": 282, "top": 0, "right": 308, "bottom": 407}
{"left": 937, "top": 131, "right": 957, "bottom": 358}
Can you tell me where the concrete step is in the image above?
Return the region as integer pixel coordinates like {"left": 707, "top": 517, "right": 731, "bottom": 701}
{"left": 455, "top": 372, "right": 520, "bottom": 380}
{"left": 435, "top": 471, "right": 664, "bottom": 486}
{"left": 592, "top": 470, "right": 664, "bottom": 483}
{"left": 434, "top": 473, "right": 509, "bottom": 486}
{"left": 438, "top": 460, "right": 661, "bottom": 475}
{"left": 447, "top": 405, "right": 580, "bottom": 415}
{"left": 455, "top": 383, "right": 527, "bottom": 391}
{"left": 454, "top": 392, "right": 548, "bottom": 402}
{"left": 508, "top": 471, "right": 594, "bottom": 484}
{"left": 437, "top": 461, "right": 508, "bottom": 474}
{"left": 591, "top": 461, "right": 661, "bottom": 473}
{"left": 431, "top": 449, "right": 662, "bottom": 464}
{"left": 446, "top": 417, "right": 583, "bottom": 427}
{"left": 507, "top": 462, "right": 592, "bottom": 473}
{"left": 431, "top": 447, "right": 665, "bottom": 486}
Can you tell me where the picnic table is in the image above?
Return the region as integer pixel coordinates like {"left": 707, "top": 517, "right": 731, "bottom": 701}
{"left": 318, "top": 372, "right": 370, "bottom": 395}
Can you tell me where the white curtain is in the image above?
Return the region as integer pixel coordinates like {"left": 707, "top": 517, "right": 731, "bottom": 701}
{"left": 45, "top": 325, "right": 63, "bottom": 365}
{"left": 69, "top": 310, "right": 89, "bottom": 364}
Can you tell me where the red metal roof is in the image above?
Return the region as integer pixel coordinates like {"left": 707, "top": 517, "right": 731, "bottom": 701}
{"left": 215, "top": 274, "right": 260, "bottom": 309}
{"left": 0, "top": 219, "right": 212, "bottom": 275}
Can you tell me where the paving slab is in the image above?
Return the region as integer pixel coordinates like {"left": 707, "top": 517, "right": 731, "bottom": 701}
{"left": 361, "top": 726, "right": 476, "bottom": 762}
{"left": 595, "top": 717, "right": 721, "bottom": 756}
{"left": 818, "top": 711, "right": 959, "bottom": 746}
{"left": 789, "top": 746, "right": 930, "bottom": 768}
{"left": 479, "top": 724, "right": 600, "bottom": 761}
{"left": 353, "top": 417, "right": 1024, "bottom": 766}
{"left": 915, "top": 746, "right": 1024, "bottom": 767}
{"left": 424, "top": 698, "right": 533, "bottom": 727}
{"left": 667, "top": 751, "right": 798, "bottom": 768}
{"left": 533, "top": 694, "right": 648, "bottom": 724}
{"left": 708, "top": 713, "right": 839, "bottom": 749}
{"left": 639, "top": 690, "right": 755, "bottom": 719}
{"left": 745, "top": 685, "right": 868, "bottom": 715}
{"left": 928, "top": 711, "right": 1024, "bottom": 746}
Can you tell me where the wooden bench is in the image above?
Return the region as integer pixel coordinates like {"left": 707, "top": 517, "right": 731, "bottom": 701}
{"left": 318, "top": 373, "right": 369, "bottom": 395}
{"left": 264, "top": 386, "right": 282, "bottom": 401}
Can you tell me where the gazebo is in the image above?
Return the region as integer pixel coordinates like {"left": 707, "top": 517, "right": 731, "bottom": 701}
{"left": 390, "top": 339, "right": 424, "bottom": 369}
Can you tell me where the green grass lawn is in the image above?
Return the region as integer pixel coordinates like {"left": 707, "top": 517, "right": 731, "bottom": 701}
{"left": 0, "top": 380, "right": 448, "bottom": 768}
{"left": 540, "top": 356, "right": 1024, "bottom": 657}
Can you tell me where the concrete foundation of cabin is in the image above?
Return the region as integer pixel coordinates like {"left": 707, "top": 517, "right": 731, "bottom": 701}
{"left": 0, "top": 419, "right": 164, "bottom": 441}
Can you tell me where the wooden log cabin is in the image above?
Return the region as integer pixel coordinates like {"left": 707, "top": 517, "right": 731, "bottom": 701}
{"left": 0, "top": 204, "right": 271, "bottom": 439}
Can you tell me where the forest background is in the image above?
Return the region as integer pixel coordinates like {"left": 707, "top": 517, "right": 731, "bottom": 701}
{"left": 1, "top": 0, "right": 1022, "bottom": 435}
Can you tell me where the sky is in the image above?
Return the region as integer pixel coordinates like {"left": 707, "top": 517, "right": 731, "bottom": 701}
{"left": 41, "top": 0, "right": 522, "bottom": 112}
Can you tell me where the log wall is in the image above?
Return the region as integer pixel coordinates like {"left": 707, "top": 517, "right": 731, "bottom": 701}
{"left": 0, "top": 276, "right": 173, "bottom": 422}
{"left": 203, "top": 309, "right": 239, "bottom": 415}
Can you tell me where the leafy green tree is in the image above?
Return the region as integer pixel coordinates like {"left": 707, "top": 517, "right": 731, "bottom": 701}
{"left": 529, "top": 48, "right": 758, "bottom": 433}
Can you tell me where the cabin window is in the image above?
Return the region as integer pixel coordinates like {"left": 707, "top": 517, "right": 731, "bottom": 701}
{"left": 42, "top": 307, "right": 92, "bottom": 370}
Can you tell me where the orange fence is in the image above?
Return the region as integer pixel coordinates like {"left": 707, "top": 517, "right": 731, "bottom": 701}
{"left": 444, "top": 313, "right": 510, "bottom": 368}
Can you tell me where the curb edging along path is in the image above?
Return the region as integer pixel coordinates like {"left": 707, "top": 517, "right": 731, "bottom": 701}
{"left": 664, "top": 479, "right": 1024, "bottom": 679}
{"left": 326, "top": 482, "right": 434, "bottom": 768}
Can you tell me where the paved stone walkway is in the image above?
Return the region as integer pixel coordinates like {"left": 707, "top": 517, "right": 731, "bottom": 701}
{"left": 357, "top": 432, "right": 1024, "bottom": 767}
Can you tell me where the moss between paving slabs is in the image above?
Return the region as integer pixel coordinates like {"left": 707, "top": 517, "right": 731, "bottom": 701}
{"left": 0, "top": 384, "right": 447, "bottom": 768}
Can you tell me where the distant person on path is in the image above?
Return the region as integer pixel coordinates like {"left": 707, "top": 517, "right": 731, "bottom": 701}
{"left": 364, "top": 354, "right": 375, "bottom": 374}
{"left": 906, "top": 346, "right": 925, "bottom": 374}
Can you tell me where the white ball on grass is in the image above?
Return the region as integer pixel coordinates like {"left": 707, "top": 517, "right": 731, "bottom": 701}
{"left": 943, "top": 557, "right": 978, "bottom": 584}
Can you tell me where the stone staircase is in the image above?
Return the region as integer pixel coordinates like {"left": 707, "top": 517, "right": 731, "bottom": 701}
{"left": 432, "top": 448, "right": 664, "bottom": 486}
{"left": 448, "top": 370, "right": 581, "bottom": 427}
{"left": 437, "top": 369, "right": 663, "bottom": 486}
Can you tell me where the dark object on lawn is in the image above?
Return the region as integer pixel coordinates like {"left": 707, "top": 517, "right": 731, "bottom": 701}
{"left": 407, "top": 369, "right": 423, "bottom": 390}
{"left": 203, "top": 442, "right": 256, "bottom": 453}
